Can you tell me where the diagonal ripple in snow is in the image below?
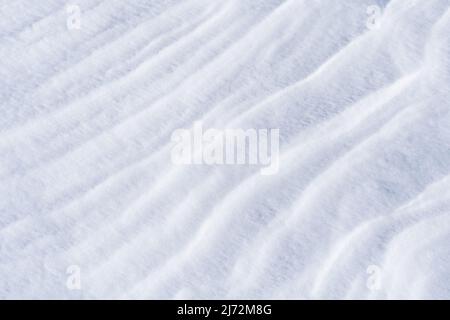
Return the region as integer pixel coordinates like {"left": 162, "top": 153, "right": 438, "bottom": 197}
{"left": 0, "top": 0, "right": 449, "bottom": 299}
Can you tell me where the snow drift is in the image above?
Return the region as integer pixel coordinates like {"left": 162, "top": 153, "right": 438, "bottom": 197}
{"left": 0, "top": 0, "right": 449, "bottom": 299}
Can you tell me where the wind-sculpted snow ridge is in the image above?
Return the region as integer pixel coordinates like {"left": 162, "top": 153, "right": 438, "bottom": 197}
{"left": 0, "top": 0, "right": 449, "bottom": 299}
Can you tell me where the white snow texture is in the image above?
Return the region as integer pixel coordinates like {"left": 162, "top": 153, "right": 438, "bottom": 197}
{"left": 0, "top": 0, "right": 449, "bottom": 299}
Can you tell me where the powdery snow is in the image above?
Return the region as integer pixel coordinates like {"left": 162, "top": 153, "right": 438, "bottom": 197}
{"left": 0, "top": 0, "right": 449, "bottom": 299}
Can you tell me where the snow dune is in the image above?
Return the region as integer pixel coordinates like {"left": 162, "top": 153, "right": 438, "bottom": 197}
{"left": 0, "top": 0, "right": 449, "bottom": 299}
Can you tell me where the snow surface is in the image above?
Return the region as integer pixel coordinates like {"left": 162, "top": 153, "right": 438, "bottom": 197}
{"left": 0, "top": 0, "right": 449, "bottom": 299}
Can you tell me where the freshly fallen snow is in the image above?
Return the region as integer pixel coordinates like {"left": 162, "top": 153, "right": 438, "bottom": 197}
{"left": 0, "top": 0, "right": 449, "bottom": 299}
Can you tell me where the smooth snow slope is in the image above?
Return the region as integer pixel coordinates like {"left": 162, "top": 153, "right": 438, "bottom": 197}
{"left": 0, "top": 0, "right": 449, "bottom": 299}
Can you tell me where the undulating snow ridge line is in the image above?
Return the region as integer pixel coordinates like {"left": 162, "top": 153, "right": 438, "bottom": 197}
{"left": 0, "top": 0, "right": 449, "bottom": 299}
